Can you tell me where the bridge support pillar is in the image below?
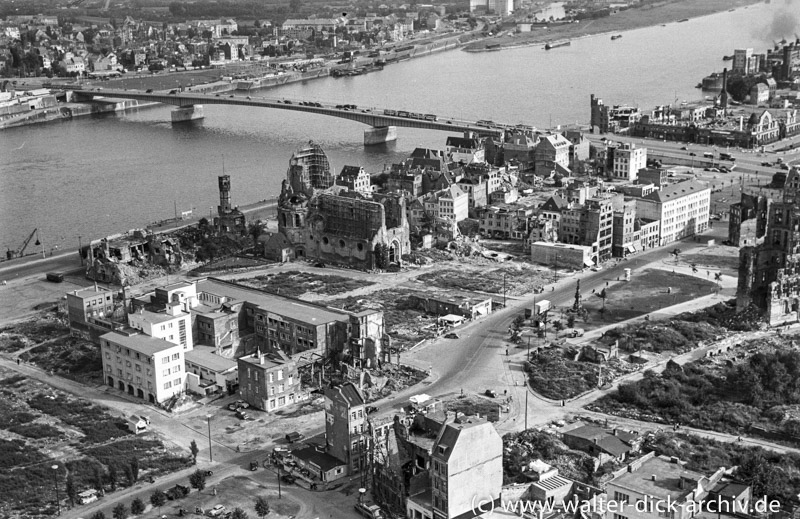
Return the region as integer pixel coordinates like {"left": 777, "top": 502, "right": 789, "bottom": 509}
{"left": 171, "top": 105, "right": 204, "bottom": 123}
{"left": 364, "top": 126, "right": 397, "bottom": 146}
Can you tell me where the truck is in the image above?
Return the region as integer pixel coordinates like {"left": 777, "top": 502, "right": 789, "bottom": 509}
{"left": 525, "top": 300, "right": 551, "bottom": 318}
{"left": 354, "top": 502, "right": 384, "bottom": 519}
{"left": 719, "top": 152, "right": 735, "bottom": 161}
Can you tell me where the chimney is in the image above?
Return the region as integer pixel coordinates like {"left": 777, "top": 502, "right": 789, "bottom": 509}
{"left": 720, "top": 68, "right": 729, "bottom": 110}
{"left": 613, "top": 428, "right": 618, "bottom": 436}
{"left": 739, "top": 116, "right": 743, "bottom": 131}
{"left": 259, "top": 354, "right": 265, "bottom": 365}
{"left": 651, "top": 475, "right": 657, "bottom": 482}
{"left": 593, "top": 438, "right": 598, "bottom": 444}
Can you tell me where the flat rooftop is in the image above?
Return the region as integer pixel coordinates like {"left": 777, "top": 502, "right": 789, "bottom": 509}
{"left": 101, "top": 331, "right": 179, "bottom": 355}
{"left": 197, "top": 278, "right": 350, "bottom": 325}
{"left": 185, "top": 346, "right": 237, "bottom": 373}
{"left": 610, "top": 456, "right": 704, "bottom": 502}
{"left": 71, "top": 286, "right": 113, "bottom": 299}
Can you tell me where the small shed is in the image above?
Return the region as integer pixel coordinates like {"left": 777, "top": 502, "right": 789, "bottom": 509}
{"left": 438, "top": 314, "right": 466, "bottom": 327}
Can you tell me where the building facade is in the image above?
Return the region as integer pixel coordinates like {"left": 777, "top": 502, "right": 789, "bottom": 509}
{"left": 611, "top": 143, "right": 647, "bottom": 181}
{"left": 237, "top": 352, "right": 300, "bottom": 412}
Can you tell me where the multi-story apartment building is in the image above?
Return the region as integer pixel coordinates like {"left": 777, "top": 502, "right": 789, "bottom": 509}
{"left": 445, "top": 136, "right": 485, "bottom": 165}
{"left": 336, "top": 165, "right": 372, "bottom": 194}
{"left": 560, "top": 196, "right": 614, "bottom": 263}
{"left": 612, "top": 143, "right": 647, "bottom": 181}
{"left": 429, "top": 419, "right": 503, "bottom": 519}
{"left": 66, "top": 286, "right": 115, "bottom": 331}
{"left": 127, "top": 304, "right": 193, "bottom": 351}
{"left": 237, "top": 351, "right": 300, "bottom": 412}
{"left": 100, "top": 331, "right": 185, "bottom": 404}
{"left": 605, "top": 453, "right": 746, "bottom": 519}
{"left": 324, "top": 383, "right": 368, "bottom": 474}
{"left": 479, "top": 205, "right": 535, "bottom": 239}
{"left": 534, "top": 134, "right": 571, "bottom": 174}
{"left": 634, "top": 180, "right": 710, "bottom": 246}
{"left": 422, "top": 186, "right": 469, "bottom": 222}
{"left": 612, "top": 199, "right": 638, "bottom": 257}
{"left": 733, "top": 48, "right": 760, "bottom": 76}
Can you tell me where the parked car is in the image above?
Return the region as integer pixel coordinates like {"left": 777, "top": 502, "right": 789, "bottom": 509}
{"left": 285, "top": 432, "right": 304, "bottom": 443}
{"left": 444, "top": 332, "right": 459, "bottom": 339}
{"left": 203, "top": 470, "right": 213, "bottom": 476}
{"left": 355, "top": 502, "right": 384, "bottom": 519}
{"left": 761, "top": 161, "right": 772, "bottom": 166}
{"left": 145, "top": 89, "right": 153, "bottom": 93}
{"left": 281, "top": 474, "right": 297, "bottom": 484}
{"left": 208, "top": 505, "right": 226, "bottom": 517}
{"left": 249, "top": 461, "right": 259, "bottom": 471}
{"left": 235, "top": 409, "right": 249, "bottom": 420}
{"left": 485, "top": 389, "right": 497, "bottom": 398}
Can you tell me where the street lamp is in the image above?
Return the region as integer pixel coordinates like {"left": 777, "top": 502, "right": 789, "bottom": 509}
{"left": 78, "top": 235, "right": 83, "bottom": 266}
{"left": 206, "top": 414, "right": 213, "bottom": 462}
{"left": 51, "top": 464, "right": 61, "bottom": 515}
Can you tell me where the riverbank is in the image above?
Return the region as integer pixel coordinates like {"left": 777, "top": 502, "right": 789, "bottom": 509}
{"left": 464, "top": 0, "right": 763, "bottom": 52}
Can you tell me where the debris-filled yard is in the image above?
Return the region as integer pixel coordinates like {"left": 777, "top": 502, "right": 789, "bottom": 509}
{"left": 588, "top": 334, "right": 800, "bottom": 442}
{"left": 326, "top": 289, "right": 441, "bottom": 351}
{"left": 415, "top": 264, "right": 551, "bottom": 296}
{"left": 0, "top": 368, "right": 189, "bottom": 519}
{"left": 503, "top": 428, "right": 597, "bottom": 485}
{"left": 0, "top": 313, "right": 70, "bottom": 353}
{"left": 235, "top": 270, "right": 375, "bottom": 299}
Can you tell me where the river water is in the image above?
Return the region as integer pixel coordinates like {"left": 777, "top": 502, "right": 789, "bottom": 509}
{"left": 0, "top": 1, "right": 789, "bottom": 250}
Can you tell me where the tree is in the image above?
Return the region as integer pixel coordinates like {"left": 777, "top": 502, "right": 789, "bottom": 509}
{"left": 123, "top": 464, "right": 135, "bottom": 487}
{"left": 567, "top": 314, "right": 576, "bottom": 328}
{"left": 190, "top": 440, "right": 200, "bottom": 464}
{"left": 130, "top": 497, "right": 145, "bottom": 515}
{"left": 92, "top": 465, "right": 105, "bottom": 494}
{"left": 231, "top": 508, "right": 249, "bottom": 519}
{"left": 254, "top": 497, "right": 270, "bottom": 518}
{"left": 671, "top": 248, "right": 681, "bottom": 264}
{"left": 92, "top": 512, "right": 107, "bottom": 519}
{"left": 289, "top": 0, "right": 302, "bottom": 13}
{"left": 65, "top": 475, "right": 77, "bottom": 507}
{"left": 130, "top": 457, "right": 139, "bottom": 482}
{"left": 552, "top": 320, "right": 564, "bottom": 332}
{"left": 248, "top": 221, "right": 266, "bottom": 250}
{"left": 108, "top": 465, "right": 118, "bottom": 490}
{"left": 113, "top": 503, "right": 127, "bottom": 519}
{"left": 189, "top": 469, "right": 207, "bottom": 491}
{"left": 150, "top": 490, "right": 167, "bottom": 509}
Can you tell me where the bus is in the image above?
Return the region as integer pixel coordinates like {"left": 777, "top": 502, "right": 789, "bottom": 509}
{"left": 703, "top": 152, "right": 714, "bottom": 159}
{"left": 719, "top": 152, "right": 735, "bottom": 161}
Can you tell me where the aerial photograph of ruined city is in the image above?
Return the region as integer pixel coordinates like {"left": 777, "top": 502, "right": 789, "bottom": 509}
{"left": 3, "top": 0, "right": 800, "bottom": 517}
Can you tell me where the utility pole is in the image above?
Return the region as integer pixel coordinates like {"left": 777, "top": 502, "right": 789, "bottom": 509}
{"left": 78, "top": 235, "right": 83, "bottom": 266}
{"left": 503, "top": 273, "right": 507, "bottom": 307}
{"left": 524, "top": 385, "right": 528, "bottom": 430}
{"left": 206, "top": 414, "right": 213, "bottom": 462}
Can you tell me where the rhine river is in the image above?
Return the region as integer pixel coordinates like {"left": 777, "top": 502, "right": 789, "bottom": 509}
{"left": 0, "top": 1, "right": 791, "bottom": 250}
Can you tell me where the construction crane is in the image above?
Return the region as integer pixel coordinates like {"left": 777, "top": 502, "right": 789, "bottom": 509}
{"left": 6, "top": 228, "right": 38, "bottom": 260}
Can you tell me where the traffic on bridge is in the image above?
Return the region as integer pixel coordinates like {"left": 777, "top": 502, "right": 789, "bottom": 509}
{"left": 70, "top": 87, "right": 518, "bottom": 145}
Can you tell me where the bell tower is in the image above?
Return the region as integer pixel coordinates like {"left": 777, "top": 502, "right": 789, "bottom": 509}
{"left": 218, "top": 175, "right": 231, "bottom": 215}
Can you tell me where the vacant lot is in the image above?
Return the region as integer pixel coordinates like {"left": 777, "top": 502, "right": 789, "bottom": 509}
{"left": 327, "top": 288, "right": 440, "bottom": 350}
{"left": 0, "top": 313, "right": 70, "bottom": 353}
{"left": 19, "top": 335, "right": 103, "bottom": 385}
{"left": 236, "top": 270, "right": 374, "bottom": 299}
{"left": 0, "top": 369, "right": 189, "bottom": 519}
{"left": 503, "top": 428, "right": 596, "bottom": 485}
{"left": 589, "top": 336, "right": 800, "bottom": 442}
{"left": 416, "top": 264, "right": 550, "bottom": 296}
{"left": 577, "top": 269, "right": 717, "bottom": 330}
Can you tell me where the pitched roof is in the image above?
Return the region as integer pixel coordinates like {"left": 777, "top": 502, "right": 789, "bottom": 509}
{"left": 540, "top": 194, "right": 566, "bottom": 212}
{"left": 643, "top": 179, "right": 709, "bottom": 203}
{"left": 326, "top": 382, "right": 365, "bottom": 408}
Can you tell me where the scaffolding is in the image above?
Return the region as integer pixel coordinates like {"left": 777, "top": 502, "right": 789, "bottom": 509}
{"left": 288, "top": 141, "right": 334, "bottom": 190}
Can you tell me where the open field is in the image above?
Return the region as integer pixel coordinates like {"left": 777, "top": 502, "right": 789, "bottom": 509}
{"left": 574, "top": 268, "right": 717, "bottom": 330}
{"left": 235, "top": 270, "right": 375, "bottom": 299}
{"left": 0, "top": 368, "right": 188, "bottom": 519}
{"left": 0, "top": 313, "right": 70, "bottom": 353}
{"left": 466, "top": 0, "right": 760, "bottom": 51}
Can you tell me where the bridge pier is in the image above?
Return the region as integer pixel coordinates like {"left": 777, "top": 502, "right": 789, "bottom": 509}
{"left": 171, "top": 105, "right": 204, "bottom": 123}
{"left": 364, "top": 126, "right": 397, "bottom": 146}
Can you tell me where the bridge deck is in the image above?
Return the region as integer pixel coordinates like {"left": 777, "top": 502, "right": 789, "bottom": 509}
{"left": 72, "top": 88, "right": 507, "bottom": 135}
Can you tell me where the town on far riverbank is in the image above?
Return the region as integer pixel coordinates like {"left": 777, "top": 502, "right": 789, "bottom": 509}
{"left": 465, "top": 0, "right": 763, "bottom": 52}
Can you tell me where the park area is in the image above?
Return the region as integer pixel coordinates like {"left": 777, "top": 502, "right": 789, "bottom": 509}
{"left": 0, "top": 368, "right": 189, "bottom": 519}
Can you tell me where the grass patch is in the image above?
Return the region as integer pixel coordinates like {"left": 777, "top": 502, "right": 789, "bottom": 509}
{"left": 525, "top": 349, "right": 599, "bottom": 399}
{"left": 19, "top": 336, "right": 103, "bottom": 384}
{"left": 600, "top": 319, "right": 722, "bottom": 354}
{"left": 27, "top": 393, "right": 129, "bottom": 444}
{"left": 0, "top": 439, "right": 48, "bottom": 469}
{"left": 8, "top": 422, "right": 64, "bottom": 440}
{"left": 236, "top": 270, "right": 374, "bottom": 298}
